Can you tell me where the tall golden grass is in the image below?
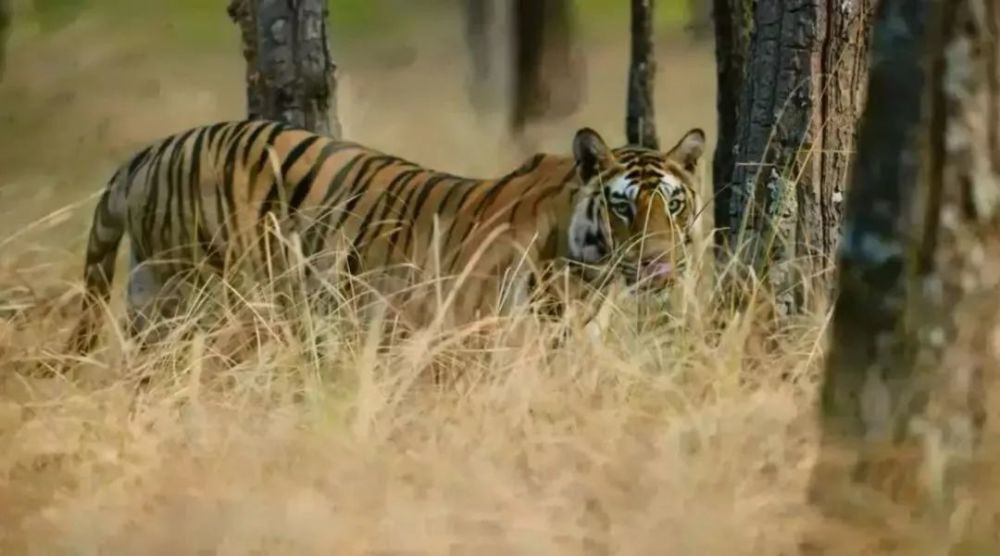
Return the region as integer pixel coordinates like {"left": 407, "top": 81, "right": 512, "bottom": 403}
{"left": 0, "top": 230, "right": 829, "bottom": 554}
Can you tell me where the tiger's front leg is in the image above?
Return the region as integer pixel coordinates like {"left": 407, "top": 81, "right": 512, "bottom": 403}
{"left": 532, "top": 263, "right": 611, "bottom": 349}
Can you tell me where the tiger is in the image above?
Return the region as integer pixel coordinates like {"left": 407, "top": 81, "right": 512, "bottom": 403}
{"left": 66, "top": 119, "right": 706, "bottom": 357}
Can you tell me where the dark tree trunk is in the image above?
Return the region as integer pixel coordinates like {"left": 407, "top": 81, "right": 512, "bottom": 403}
{"left": 510, "top": 0, "right": 584, "bottom": 137}
{"left": 626, "top": 0, "right": 658, "bottom": 149}
{"left": 711, "top": 0, "right": 751, "bottom": 256}
{"left": 228, "top": 0, "right": 340, "bottom": 137}
{"left": 722, "top": 0, "right": 874, "bottom": 315}
{"left": 808, "top": 0, "right": 929, "bottom": 519}
{"left": 808, "top": 0, "right": 997, "bottom": 551}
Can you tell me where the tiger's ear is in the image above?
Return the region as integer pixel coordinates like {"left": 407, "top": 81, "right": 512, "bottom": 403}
{"left": 665, "top": 128, "right": 706, "bottom": 173}
{"left": 573, "top": 127, "right": 615, "bottom": 184}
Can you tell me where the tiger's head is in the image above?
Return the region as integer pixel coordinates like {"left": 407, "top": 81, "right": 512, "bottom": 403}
{"left": 568, "top": 126, "right": 705, "bottom": 290}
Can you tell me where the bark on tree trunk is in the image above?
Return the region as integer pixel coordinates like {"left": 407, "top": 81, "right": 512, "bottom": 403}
{"left": 813, "top": 1, "right": 873, "bottom": 281}
{"left": 228, "top": 0, "right": 340, "bottom": 137}
{"left": 722, "top": 0, "right": 874, "bottom": 316}
{"left": 627, "top": 0, "right": 658, "bottom": 149}
{"left": 711, "top": 0, "right": 751, "bottom": 256}
{"left": 807, "top": 0, "right": 997, "bottom": 551}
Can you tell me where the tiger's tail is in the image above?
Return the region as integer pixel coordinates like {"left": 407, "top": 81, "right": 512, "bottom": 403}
{"left": 67, "top": 169, "right": 129, "bottom": 357}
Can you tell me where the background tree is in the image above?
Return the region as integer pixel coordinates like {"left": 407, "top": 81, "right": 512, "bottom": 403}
{"left": 461, "top": 0, "right": 510, "bottom": 115}
{"left": 228, "top": 0, "right": 340, "bottom": 137}
{"left": 461, "top": 0, "right": 584, "bottom": 139}
{"left": 808, "top": 0, "right": 997, "bottom": 551}
{"left": 685, "top": 0, "right": 712, "bottom": 41}
{"left": 510, "top": 0, "right": 584, "bottom": 137}
{"left": 717, "top": 0, "right": 874, "bottom": 315}
{"left": 626, "top": 0, "right": 658, "bottom": 149}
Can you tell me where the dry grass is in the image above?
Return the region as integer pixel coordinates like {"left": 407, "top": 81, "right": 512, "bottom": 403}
{"left": 0, "top": 242, "right": 827, "bottom": 555}
{"left": 0, "top": 8, "right": 846, "bottom": 556}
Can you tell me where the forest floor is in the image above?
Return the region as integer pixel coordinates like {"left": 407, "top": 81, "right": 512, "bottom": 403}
{"left": 0, "top": 5, "right": 847, "bottom": 555}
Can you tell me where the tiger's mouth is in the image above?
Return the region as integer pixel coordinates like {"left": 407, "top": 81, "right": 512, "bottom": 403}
{"left": 622, "top": 258, "right": 677, "bottom": 290}
{"left": 640, "top": 261, "right": 673, "bottom": 280}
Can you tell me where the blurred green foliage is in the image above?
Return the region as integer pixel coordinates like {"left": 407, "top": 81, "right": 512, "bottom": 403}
{"left": 31, "top": 0, "right": 86, "bottom": 31}
{"left": 576, "top": 0, "right": 691, "bottom": 31}
{"left": 25, "top": 0, "right": 695, "bottom": 43}
{"left": 27, "top": 0, "right": 387, "bottom": 39}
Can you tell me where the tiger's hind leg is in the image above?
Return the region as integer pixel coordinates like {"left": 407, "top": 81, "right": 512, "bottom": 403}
{"left": 124, "top": 248, "right": 194, "bottom": 355}
{"left": 263, "top": 238, "right": 345, "bottom": 370}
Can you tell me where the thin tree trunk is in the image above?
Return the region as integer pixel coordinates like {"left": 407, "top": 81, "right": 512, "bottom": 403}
{"left": 723, "top": 0, "right": 874, "bottom": 316}
{"left": 808, "top": 0, "right": 996, "bottom": 551}
{"left": 627, "top": 0, "right": 658, "bottom": 149}
{"left": 228, "top": 0, "right": 340, "bottom": 137}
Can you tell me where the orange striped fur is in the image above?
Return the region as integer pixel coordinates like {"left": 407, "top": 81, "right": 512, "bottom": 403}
{"left": 67, "top": 120, "right": 705, "bottom": 355}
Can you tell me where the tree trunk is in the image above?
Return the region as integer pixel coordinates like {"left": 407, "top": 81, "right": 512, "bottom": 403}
{"left": 711, "top": 0, "right": 751, "bottom": 256}
{"left": 626, "top": 0, "right": 658, "bottom": 149}
{"left": 807, "top": 0, "right": 996, "bottom": 551}
{"left": 722, "top": 0, "right": 874, "bottom": 315}
{"left": 460, "top": 0, "right": 583, "bottom": 140}
{"left": 462, "top": 0, "right": 509, "bottom": 115}
{"left": 813, "top": 1, "right": 874, "bottom": 282}
{"left": 510, "top": 0, "right": 584, "bottom": 137}
{"left": 227, "top": 0, "right": 340, "bottom": 137}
